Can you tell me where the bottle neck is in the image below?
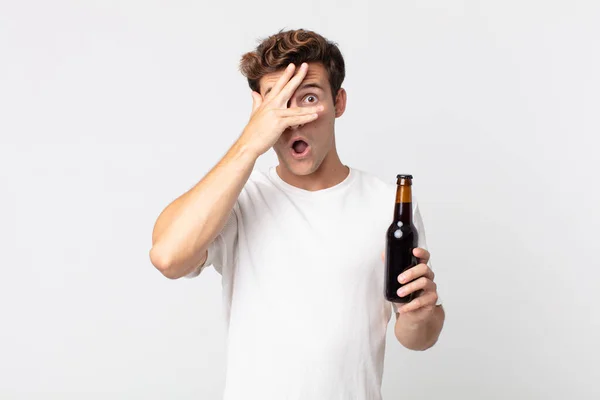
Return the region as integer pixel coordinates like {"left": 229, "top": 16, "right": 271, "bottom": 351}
{"left": 394, "top": 185, "right": 412, "bottom": 224}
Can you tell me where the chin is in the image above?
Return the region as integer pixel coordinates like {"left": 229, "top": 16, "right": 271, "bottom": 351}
{"left": 284, "top": 160, "right": 316, "bottom": 176}
{"left": 276, "top": 154, "right": 316, "bottom": 176}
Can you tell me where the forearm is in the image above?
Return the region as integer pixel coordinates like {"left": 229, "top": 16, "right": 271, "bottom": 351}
{"left": 394, "top": 305, "right": 445, "bottom": 351}
{"left": 149, "top": 139, "right": 257, "bottom": 278}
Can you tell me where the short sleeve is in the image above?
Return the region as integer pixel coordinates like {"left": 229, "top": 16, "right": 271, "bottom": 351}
{"left": 413, "top": 199, "right": 429, "bottom": 253}
{"left": 184, "top": 205, "right": 239, "bottom": 278}
{"left": 413, "top": 199, "right": 442, "bottom": 306}
{"left": 389, "top": 198, "right": 442, "bottom": 314}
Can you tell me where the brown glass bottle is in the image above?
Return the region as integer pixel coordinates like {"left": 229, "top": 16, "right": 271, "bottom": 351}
{"left": 384, "top": 174, "right": 419, "bottom": 303}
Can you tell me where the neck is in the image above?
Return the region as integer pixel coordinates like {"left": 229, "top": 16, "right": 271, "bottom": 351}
{"left": 276, "top": 142, "right": 349, "bottom": 192}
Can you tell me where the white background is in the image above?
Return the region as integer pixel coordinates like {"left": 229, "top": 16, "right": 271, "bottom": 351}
{"left": 1, "top": 1, "right": 599, "bottom": 399}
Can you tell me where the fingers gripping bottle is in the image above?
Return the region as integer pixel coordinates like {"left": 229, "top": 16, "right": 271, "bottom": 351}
{"left": 385, "top": 174, "right": 419, "bottom": 303}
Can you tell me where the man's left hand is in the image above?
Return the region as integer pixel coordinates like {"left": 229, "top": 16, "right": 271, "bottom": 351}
{"left": 382, "top": 247, "right": 439, "bottom": 319}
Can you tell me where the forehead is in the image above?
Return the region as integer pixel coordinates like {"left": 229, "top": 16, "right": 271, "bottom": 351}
{"left": 259, "top": 62, "right": 328, "bottom": 95}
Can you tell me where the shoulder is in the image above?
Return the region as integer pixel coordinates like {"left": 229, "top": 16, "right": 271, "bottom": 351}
{"left": 351, "top": 167, "right": 391, "bottom": 188}
{"left": 350, "top": 167, "right": 396, "bottom": 198}
{"left": 247, "top": 168, "right": 271, "bottom": 186}
{"left": 349, "top": 167, "right": 422, "bottom": 206}
{"left": 235, "top": 167, "right": 281, "bottom": 205}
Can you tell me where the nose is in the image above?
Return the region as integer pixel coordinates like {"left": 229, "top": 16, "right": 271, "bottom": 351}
{"left": 285, "top": 98, "right": 302, "bottom": 131}
{"left": 285, "top": 124, "right": 303, "bottom": 133}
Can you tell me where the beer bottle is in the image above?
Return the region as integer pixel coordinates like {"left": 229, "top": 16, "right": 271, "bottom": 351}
{"left": 384, "top": 174, "right": 419, "bottom": 303}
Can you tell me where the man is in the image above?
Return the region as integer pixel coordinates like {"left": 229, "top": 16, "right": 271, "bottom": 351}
{"left": 150, "top": 28, "right": 444, "bottom": 400}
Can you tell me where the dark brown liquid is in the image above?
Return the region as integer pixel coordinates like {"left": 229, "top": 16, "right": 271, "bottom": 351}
{"left": 384, "top": 202, "right": 419, "bottom": 303}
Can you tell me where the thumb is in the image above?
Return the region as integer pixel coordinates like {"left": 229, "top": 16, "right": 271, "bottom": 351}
{"left": 251, "top": 91, "right": 263, "bottom": 114}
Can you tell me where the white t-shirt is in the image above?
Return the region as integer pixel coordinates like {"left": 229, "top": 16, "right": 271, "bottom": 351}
{"left": 187, "top": 166, "right": 439, "bottom": 400}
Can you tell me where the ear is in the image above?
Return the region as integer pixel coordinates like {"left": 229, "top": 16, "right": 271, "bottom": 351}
{"left": 334, "top": 88, "right": 347, "bottom": 118}
{"left": 251, "top": 91, "right": 263, "bottom": 115}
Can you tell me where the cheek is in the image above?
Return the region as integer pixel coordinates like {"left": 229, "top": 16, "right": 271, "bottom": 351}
{"left": 313, "top": 107, "right": 333, "bottom": 125}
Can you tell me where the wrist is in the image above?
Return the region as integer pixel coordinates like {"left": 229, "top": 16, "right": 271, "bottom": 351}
{"left": 396, "top": 305, "right": 438, "bottom": 328}
{"left": 231, "top": 137, "right": 260, "bottom": 164}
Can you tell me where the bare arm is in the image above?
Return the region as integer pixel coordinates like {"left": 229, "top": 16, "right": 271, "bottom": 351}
{"left": 395, "top": 305, "right": 445, "bottom": 351}
{"left": 149, "top": 141, "right": 257, "bottom": 279}
{"left": 149, "top": 62, "right": 323, "bottom": 279}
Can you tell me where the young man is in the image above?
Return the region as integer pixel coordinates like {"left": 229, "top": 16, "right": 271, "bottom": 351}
{"left": 150, "top": 29, "right": 444, "bottom": 400}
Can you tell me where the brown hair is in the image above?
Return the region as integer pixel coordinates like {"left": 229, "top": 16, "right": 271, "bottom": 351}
{"left": 239, "top": 29, "right": 346, "bottom": 105}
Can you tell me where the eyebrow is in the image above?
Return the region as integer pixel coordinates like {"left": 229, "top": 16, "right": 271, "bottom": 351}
{"left": 264, "top": 82, "right": 325, "bottom": 96}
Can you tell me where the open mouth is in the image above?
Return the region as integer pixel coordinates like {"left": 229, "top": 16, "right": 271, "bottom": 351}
{"left": 289, "top": 136, "right": 312, "bottom": 160}
{"left": 290, "top": 139, "right": 311, "bottom": 159}
{"left": 292, "top": 140, "right": 309, "bottom": 154}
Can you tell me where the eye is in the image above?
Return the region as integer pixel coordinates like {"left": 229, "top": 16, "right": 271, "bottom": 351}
{"left": 303, "top": 95, "right": 318, "bottom": 104}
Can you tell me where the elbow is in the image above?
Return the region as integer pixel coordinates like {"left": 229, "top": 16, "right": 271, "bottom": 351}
{"left": 396, "top": 306, "right": 445, "bottom": 351}
{"left": 396, "top": 332, "right": 440, "bottom": 351}
{"left": 401, "top": 337, "right": 439, "bottom": 351}
{"left": 149, "top": 246, "right": 181, "bottom": 280}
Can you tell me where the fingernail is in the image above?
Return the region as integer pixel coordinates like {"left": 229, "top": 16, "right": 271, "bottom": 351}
{"left": 398, "top": 274, "right": 406, "bottom": 283}
{"left": 397, "top": 289, "right": 406, "bottom": 297}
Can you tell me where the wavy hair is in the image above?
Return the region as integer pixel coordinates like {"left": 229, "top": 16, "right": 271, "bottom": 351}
{"left": 239, "top": 29, "right": 346, "bottom": 105}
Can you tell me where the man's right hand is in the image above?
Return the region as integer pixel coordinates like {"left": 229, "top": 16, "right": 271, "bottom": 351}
{"left": 238, "top": 62, "right": 324, "bottom": 157}
{"left": 150, "top": 64, "right": 323, "bottom": 279}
